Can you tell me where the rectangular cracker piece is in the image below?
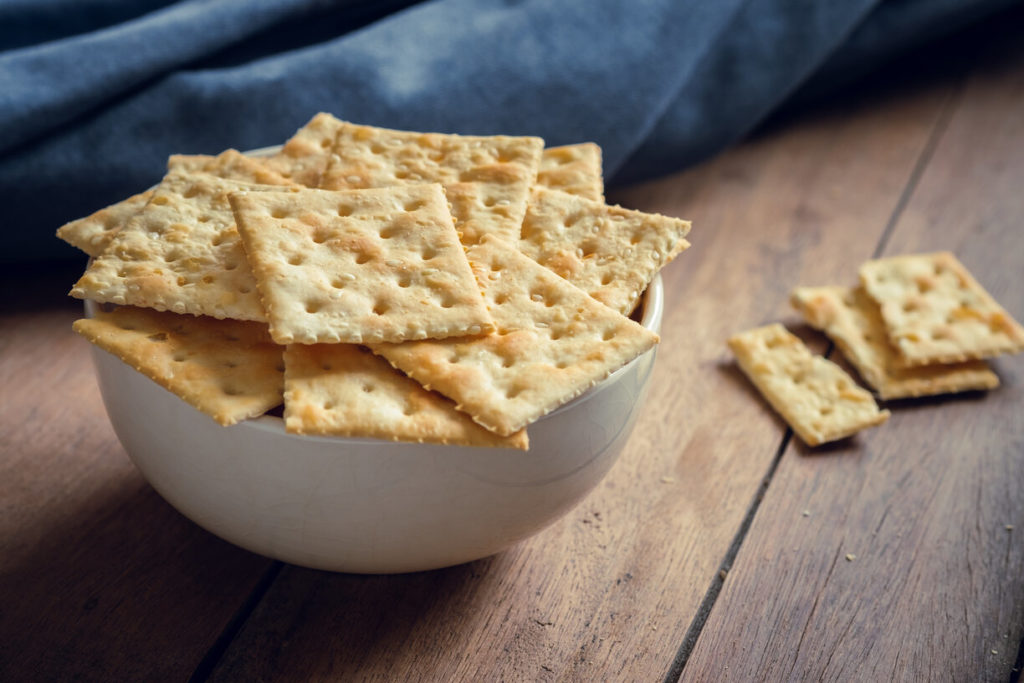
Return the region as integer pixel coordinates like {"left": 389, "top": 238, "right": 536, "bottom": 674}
{"left": 70, "top": 171, "right": 300, "bottom": 321}
{"left": 263, "top": 112, "right": 344, "bottom": 187}
{"left": 319, "top": 121, "right": 544, "bottom": 245}
{"left": 728, "top": 323, "right": 890, "bottom": 446}
{"left": 73, "top": 306, "right": 284, "bottom": 425}
{"left": 519, "top": 187, "right": 691, "bottom": 315}
{"left": 57, "top": 189, "right": 155, "bottom": 258}
{"left": 57, "top": 150, "right": 292, "bottom": 258}
{"left": 370, "top": 236, "right": 660, "bottom": 437}
{"left": 859, "top": 251, "right": 1024, "bottom": 366}
{"left": 537, "top": 143, "right": 604, "bottom": 201}
{"left": 284, "top": 343, "right": 528, "bottom": 449}
{"left": 230, "top": 184, "right": 494, "bottom": 344}
{"left": 791, "top": 286, "right": 999, "bottom": 399}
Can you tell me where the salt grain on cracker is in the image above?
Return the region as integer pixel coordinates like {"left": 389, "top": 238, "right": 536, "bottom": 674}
{"left": 230, "top": 184, "right": 494, "bottom": 344}
{"left": 728, "top": 323, "right": 889, "bottom": 446}
{"left": 859, "top": 252, "right": 1024, "bottom": 367}
{"left": 370, "top": 236, "right": 659, "bottom": 436}
{"left": 319, "top": 121, "right": 543, "bottom": 245}
{"left": 791, "top": 285, "right": 999, "bottom": 399}
{"left": 73, "top": 306, "right": 284, "bottom": 425}
{"left": 519, "top": 187, "right": 691, "bottom": 315}
{"left": 283, "top": 343, "right": 527, "bottom": 448}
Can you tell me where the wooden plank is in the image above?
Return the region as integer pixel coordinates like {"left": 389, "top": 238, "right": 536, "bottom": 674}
{"left": 204, "top": 70, "right": 954, "bottom": 681}
{"left": 0, "top": 265, "right": 275, "bottom": 682}
{"left": 681, "top": 32, "right": 1024, "bottom": 683}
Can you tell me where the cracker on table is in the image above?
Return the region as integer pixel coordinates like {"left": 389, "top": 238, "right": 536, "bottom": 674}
{"left": 537, "top": 143, "right": 604, "bottom": 201}
{"left": 319, "top": 121, "right": 543, "bottom": 245}
{"left": 791, "top": 286, "right": 999, "bottom": 399}
{"left": 73, "top": 306, "right": 284, "bottom": 425}
{"left": 263, "top": 112, "right": 344, "bottom": 187}
{"left": 859, "top": 251, "right": 1024, "bottom": 366}
{"left": 230, "top": 184, "right": 494, "bottom": 344}
{"left": 728, "top": 323, "right": 889, "bottom": 446}
{"left": 370, "top": 236, "right": 660, "bottom": 436}
{"left": 518, "top": 187, "right": 691, "bottom": 315}
{"left": 57, "top": 150, "right": 291, "bottom": 258}
{"left": 70, "top": 171, "right": 300, "bottom": 321}
{"left": 284, "top": 343, "right": 528, "bottom": 449}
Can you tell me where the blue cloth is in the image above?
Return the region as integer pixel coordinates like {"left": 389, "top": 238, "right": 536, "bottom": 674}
{"left": 0, "top": 0, "right": 1015, "bottom": 263}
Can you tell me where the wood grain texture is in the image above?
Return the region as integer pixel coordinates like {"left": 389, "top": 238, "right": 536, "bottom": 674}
{"left": 680, "top": 32, "right": 1024, "bottom": 683}
{"left": 203, "top": 61, "right": 952, "bottom": 682}
{"left": 0, "top": 266, "right": 274, "bottom": 683}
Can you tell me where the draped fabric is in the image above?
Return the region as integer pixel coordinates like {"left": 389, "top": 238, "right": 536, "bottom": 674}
{"left": 0, "top": 0, "right": 1014, "bottom": 262}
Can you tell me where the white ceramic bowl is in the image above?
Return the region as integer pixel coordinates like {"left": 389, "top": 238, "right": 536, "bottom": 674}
{"left": 86, "top": 276, "right": 662, "bottom": 574}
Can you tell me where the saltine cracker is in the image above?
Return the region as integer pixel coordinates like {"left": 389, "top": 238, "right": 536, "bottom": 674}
{"left": 859, "top": 252, "right": 1024, "bottom": 366}
{"left": 284, "top": 343, "right": 528, "bottom": 448}
{"left": 519, "top": 187, "right": 691, "bottom": 315}
{"left": 70, "top": 171, "right": 299, "bottom": 321}
{"left": 728, "top": 323, "right": 889, "bottom": 446}
{"left": 791, "top": 285, "right": 999, "bottom": 399}
{"left": 371, "top": 236, "right": 659, "bottom": 436}
{"left": 537, "top": 143, "right": 604, "bottom": 201}
{"left": 319, "top": 121, "right": 543, "bottom": 245}
{"left": 73, "top": 306, "right": 284, "bottom": 425}
{"left": 230, "top": 184, "right": 494, "bottom": 344}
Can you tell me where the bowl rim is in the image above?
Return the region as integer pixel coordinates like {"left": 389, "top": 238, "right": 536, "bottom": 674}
{"left": 85, "top": 144, "right": 666, "bottom": 444}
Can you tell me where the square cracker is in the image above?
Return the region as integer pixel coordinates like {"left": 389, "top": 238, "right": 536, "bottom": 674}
{"left": 519, "top": 187, "right": 691, "bottom": 315}
{"left": 284, "top": 343, "right": 528, "bottom": 449}
{"left": 57, "top": 189, "right": 155, "bottom": 258}
{"left": 73, "top": 306, "right": 284, "bottom": 425}
{"left": 728, "top": 323, "right": 889, "bottom": 446}
{"left": 791, "top": 285, "right": 999, "bottom": 399}
{"left": 263, "top": 112, "right": 344, "bottom": 187}
{"left": 370, "top": 236, "right": 660, "bottom": 436}
{"left": 318, "top": 121, "right": 543, "bottom": 245}
{"left": 537, "top": 143, "right": 604, "bottom": 201}
{"left": 70, "top": 171, "right": 300, "bottom": 321}
{"left": 57, "top": 150, "right": 292, "bottom": 258}
{"left": 229, "top": 184, "right": 494, "bottom": 345}
{"left": 859, "top": 251, "right": 1024, "bottom": 366}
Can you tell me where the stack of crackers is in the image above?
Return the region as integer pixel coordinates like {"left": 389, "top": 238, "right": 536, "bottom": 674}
{"left": 730, "top": 252, "right": 1024, "bottom": 447}
{"left": 63, "top": 114, "right": 693, "bottom": 450}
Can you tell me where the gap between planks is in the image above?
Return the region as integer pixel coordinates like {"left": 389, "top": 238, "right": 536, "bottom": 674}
{"left": 188, "top": 561, "right": 285, "bottom": 683}
{"left": 661, "top": 47, "right": 971, "bottom": 683}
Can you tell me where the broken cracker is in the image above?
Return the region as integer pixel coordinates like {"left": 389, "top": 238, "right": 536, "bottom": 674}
{"left": 537, "top": 143, "right": 604, "bottom": 201}
{"left": 58, "top": 150, "right": 292, "bottom": 257}
{"left": 519, "top": 187, "right": 691, "bottom": 315}
{"left": 728, "top": 323, "right": 889, "bottom": 446}
{"left": 370, "top": 236, "right": 659, "bottom": 437}
{"left": 263, "top": 112, "right": 344, "bottom": 187}
{"left": 70, "top": 171, "right": 299, "bottom": 321}
{"left": 319, "top": 121, "right": 543, "bottom": 245}
{"left": 791, "top": 285, "right": 999, "bottom": 399}
{"left": 230, "top": 184, "right": 494, "bottom": 344}
{"left": 859, "top": 251, "right": 1024, "bottom": 366}
{"left": 284, "top": 343, "right": 527, "bottom": 449}
{"left": 73, "top": 306, "right": 283, "bottom": 425}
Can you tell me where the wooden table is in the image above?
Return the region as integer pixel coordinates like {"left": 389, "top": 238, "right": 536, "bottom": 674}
{"left": 3, "top": 20, "right": 1022, "bottom": 683}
